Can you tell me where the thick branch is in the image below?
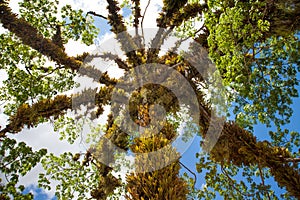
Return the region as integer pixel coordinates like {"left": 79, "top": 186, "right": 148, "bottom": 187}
{"left": 0, "top": 79, "right": 116, "bottom": 137}
{"left": 156, "top": 0, "right": 188, "bottom": 28}
{"left": 131, "top": 0, "right": 141, "bottom": 34}
{"left": 0, "top": 1, "right": 82, "bottom": 71}
{"left": 106, "top": 0, "right": 142, "bottom": 66}
{"left": 0, "top": 95, "right": 71, "bottom": 136}
{"left": 209, "top": 122, "right": 300, "bottom": 199}
{"left": 170, "top": 3, "right": 207, "bottom": 28}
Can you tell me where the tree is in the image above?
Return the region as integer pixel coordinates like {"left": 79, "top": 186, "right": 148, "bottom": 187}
{"left": 0, "top": 0, "right": 299, "bottom": 199}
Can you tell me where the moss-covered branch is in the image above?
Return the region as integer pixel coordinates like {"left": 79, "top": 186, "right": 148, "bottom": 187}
{"left": 0, "top": 78, "right": 116, "bottom": 136}
{"left": 106, "top": 0, "right": 142, "bottom": 66}
{"left": 208, "top": 122, "right": 300, "bottom": 198}
{"left": 0, "top": 95, "right": 71, "bottom": 136}
{"left": 0, "top": 0, "right": 82, "bottom": 71}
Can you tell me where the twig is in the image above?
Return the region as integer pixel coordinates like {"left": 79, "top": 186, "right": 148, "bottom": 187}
{"left": 258, "top": 162, "right": 271, "bottom": 200}
{"left": 169, "top": 25, "right": 205, "bottom": 53}
{"left": 282, "top": 157, "right": 300, "bottom": 162}
{"left": 170, "top": 62, "right": 183, "bottom": 68}
{"left": 141, "top": 0, "right": 151, "bottom": 45}
{"left": 86, "top": 11, "right": 107, "bottom": 20}
{"left": 221, "top": 164, "right": 254, "bottom": 197}
{"left": 179, "top": 161, "right": 197, "bottom": 189}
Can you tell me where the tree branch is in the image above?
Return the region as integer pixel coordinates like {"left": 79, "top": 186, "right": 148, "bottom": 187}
{"left": 209, "top": 121, "right": 300, "bottom": 199}
{"left": 0, "top": 95, "right": 71, "bottom": 136}
{"left": 141, "top": 0, "right": 151, "bottom": 44}
{"left": 86, "top": 11, "right": 107, "bottom": 20}
{"left": 179, "top": 161, "right": 197, "bottom": 189}
{"left": 283, "top": 157, "right": 300, "bottom": 163}
{"left": 0, "top": 1, "right": 82, "bottom": 71}
{"left": 106, "top": 0, "right": 142, "bottom": 66}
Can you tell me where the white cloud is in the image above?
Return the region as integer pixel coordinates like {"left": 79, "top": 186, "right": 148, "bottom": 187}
{"left": 7, "top": 123, "right": 84, "bottom": 198}
{"left": 58, "top": 0, "right": 109, "bottom": 16}
{"left": 10, "top": 123, "right": 83, "bottom": 154}
{"left": 120, "top": 0, "right": 163, "bottom": 33}
{"left": 0, "top": 106, "right": 9, "bottom": 128}
{"left": 8, "top": 0, "right": 20, "bottom": 13}
{"left": 0, "top": 25, "right": 7, "bottom": 34}
{"left": 65, "top": 39, "right": 96, "bottom": 57}
{"left": 139, "top": 0, "right": 163, "bottom": 28}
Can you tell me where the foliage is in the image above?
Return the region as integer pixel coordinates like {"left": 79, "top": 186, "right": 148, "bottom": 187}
{"left": 39, "top": 152, "right": 101, "bottom": 199}
{"left": 205, "top": 0, "right": 300, "bottom": 130}
{"left": 0, "top": 137, "right": 47, "bottom": 199}
{"left": 19, "top": 0, "right": 99, "bottom": 45}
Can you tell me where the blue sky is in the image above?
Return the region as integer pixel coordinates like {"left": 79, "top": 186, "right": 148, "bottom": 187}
{"left": 24, "top": 186, "right": 57, "bottom": 200}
